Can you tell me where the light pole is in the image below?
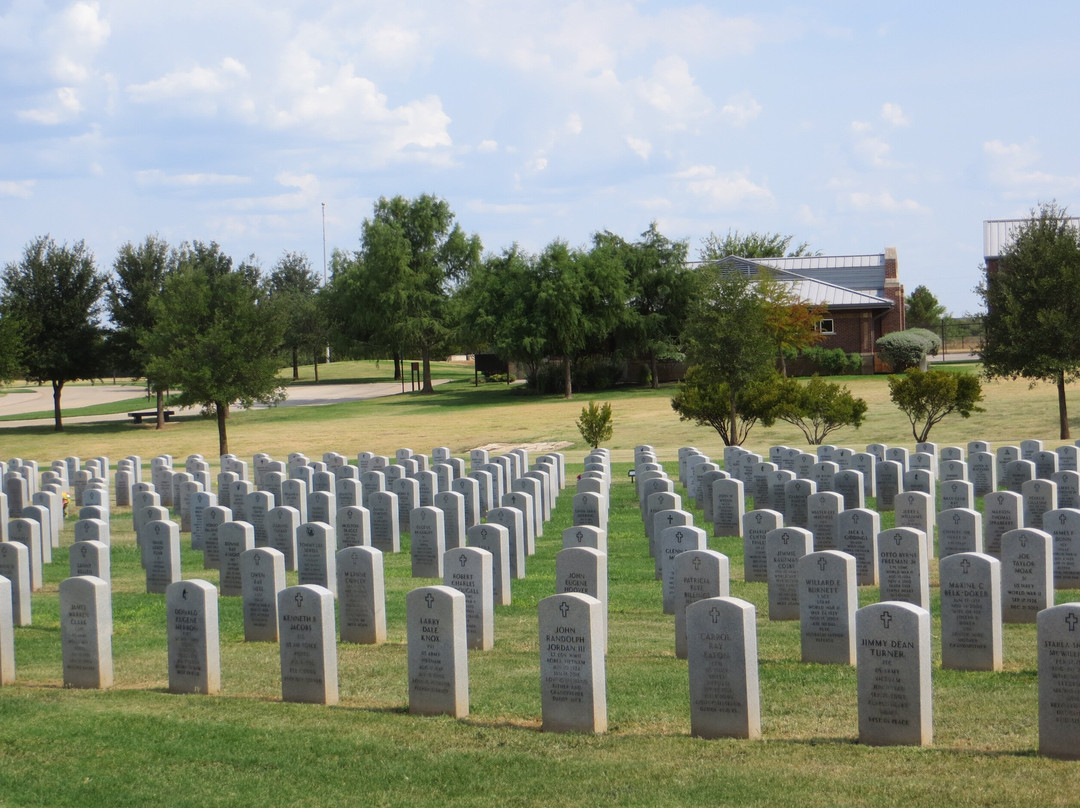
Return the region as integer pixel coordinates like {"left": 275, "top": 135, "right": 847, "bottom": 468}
{"left": 322, "top": 202, "right": 330, "bottom": 363}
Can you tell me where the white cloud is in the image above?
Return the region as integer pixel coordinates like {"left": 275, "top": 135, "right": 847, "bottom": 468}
{"left": 626, "top": 136, "right": 652, "bottom": 160}
{"left": 631, "top": 55, "right": 712, "bottom": 128}
{"left": 60, "top": 2, "right": 110, "bottom": 49}
{"left": 477, "top": 140, "right": 499, "bottom": 153}
{"left": 849, "top": 121, "right": 894, "bottom": 168}
{"left": 719, "top": 92, "right": 762, "bottom": 127}
{"left": 126, "top": 58, "right": 249, "bottom": 103}
{"left": 675, "top": 165, "right": 773, "bottom": 208}
{"left": 881, "top": 102, "right": 909, "bottom": 127}
{"left": 796, "top": 204, "right": 823, "bottom": 225}
{"left": 17, "top": 87, "right": 83, "bottom": 124}
{"left": 136, "top": 170, "right": 250, "bottom": 188}
{"left": 983, "top": 139, "right": 1080, "bottom": 196}
{"left": 0, "top": 180, "right": 35, "bottom": 199}
{"left": 565, "top": 113, "right": 583, "bottom": 135}
{"left": 845, "top": 190, "right": 928, "bottom": 214}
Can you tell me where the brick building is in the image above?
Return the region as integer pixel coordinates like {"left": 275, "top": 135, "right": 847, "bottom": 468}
{"left": 706, "top": 248, "right": 905, "bottom": 372}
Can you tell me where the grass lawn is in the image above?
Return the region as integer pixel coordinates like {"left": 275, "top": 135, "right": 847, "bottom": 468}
{"left": 2, "top": 361, "right": 1080, "bottom": 806}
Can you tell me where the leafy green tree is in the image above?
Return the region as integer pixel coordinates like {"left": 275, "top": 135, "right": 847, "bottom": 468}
{"left": 576, "top": 400, "right": 614, "bottom": 448}
{"left": 699, "top": 229, "right": 813, "bottom": 260}
{"left": 764, "top": 376, "right": 868, "bottom": 445}
{"left": 905, "top": 285, "right": 948, "bottom": 330}
{"left": 672, "top": 268, "right": 777, "bottom": 445}
{"left": 143, "top": 241, "right": 285, "bottom": 455}
{"left": 108, "top": 235, "right": 171, "bottom": 426}
{"left": 979, "top": 201, "right": 1080, "bottom": 438}
{"left": 359, "top": 195, "right": 482, "bottom": 393}
{"left": 754, "top": 270, "right": 827, "bottom": 376}
{"left": 267, "top": 251, "right": 323, "bottom": 381}
{"left": 888, "top": 368, "right": 984, "bottom": 442}
{"left": 1, "top": 235, "right": 107, "bottom": 430}
{"left": 597, "top": 223, "right": 694, "bottom": 388}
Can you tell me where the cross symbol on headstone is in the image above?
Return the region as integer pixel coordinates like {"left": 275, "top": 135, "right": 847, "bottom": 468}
{"left": 894, "top": 533, "right": 903, "bottom": 546}
{"left": 960, "top": 559, "right": 971, "bottom": 575}
{"left": 425, "top": 593, "right": 435, "bottom": 609}
{"left": 676, "top": 531, "right": 683, "bottom": 543}
{"left": 880, "top": 610, "right": 893, "bottom": 629}
{"left": 81, "top": 545, "right": 87, "bottom": 558}
{"left": 1020, "top": 534, "right": 1029, "bottom": 548}
{"left": 559, "top": 601, "right": 570, "bottom": 618}
{"left": 692, "top": 557, "right": 701, "bottom": 571}
{"left": 781, "top": 532, "right": 790, "bottom": 545}
{"left": 953, "top": 514, "right": 961, "bottom": 525}
{"left": 576, "top": 531, "right": 584, "bottom": 542}
{"left": 709, "top": 606, "right": 721, "bottom": 624}
{"left": 458, "top": 553, "right": 468, "bottom": 568}
{"left": 1061, "top": 513, "right": 1069, "bottom": 525}
{"left": 1067, "top": 613, "right": 1078, "bottom": 632}
{"left": 818, "top": 557, "right": 827, "bottom": 572}
{"left": 294, "top": 592, "right": 304, "bottom": 608}
{"left": 755, "top": 514, "right": 762, "bottom": 524}
{"left": 667, "top": 514, "right": 675, "bottom": 525}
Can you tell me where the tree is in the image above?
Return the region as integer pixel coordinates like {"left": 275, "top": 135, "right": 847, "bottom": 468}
{"left": 576, "top": 401, "right": 614, "bottom": 448}
{"left": 876, "top": 328, "right": 942, "bottom": 372}
{"left": 108, "top": 235, "right": 171, "bottom": 427}
{"left": 670, "top": 365, "right": 776, "bottom": 446}
{"left": 979, "top": 201, "right": 1080, "bottom": 439}
{"left": 699, "top": 229, "right": 813, "bottom": 260}
{"left": 763, "top": 376, "right": 868, "bottom": 445}
{"left": 888, "top": 368, "right": 984, "bottom": 442}
{"left": 359, "top": 195, "right": 482, "bottom": 393}
{"left": 267, "top": 251, "right": 323, "bottom": 381}
{"left": 143, "top": 241, "right": 286, "bottom": 455}
{"left": 754, "top": 270, "right": 827, "bottom": 376}
{"left": 905, "top": 285, "right": 948, "bottom": 330}
{"left": 0, "top": 235, "right": 107, "bottom": 430}
{"left": 0, "top": 312, "right": 26, "bottom": 383}
{"left": 676, "top": 268, "right": 776, "bottom": 444}
{"left": 599, "top": 223, "right": 694, "bottom": 388}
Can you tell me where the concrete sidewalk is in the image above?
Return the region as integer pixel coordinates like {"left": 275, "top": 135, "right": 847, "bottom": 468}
{"left": 0, "top": 378, "right": 451, "bottom": 428}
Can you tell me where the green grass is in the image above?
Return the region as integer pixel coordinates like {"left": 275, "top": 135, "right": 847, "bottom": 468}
{"left": 3, "top": 364, "right": 1080, "bottom": 805}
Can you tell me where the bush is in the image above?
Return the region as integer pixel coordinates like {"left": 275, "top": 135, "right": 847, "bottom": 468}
{"left": 482, "top": 372, "right": 515, "bottom": 383}
{"left": 876, "top": 329, "right": 942, "bottom": 371}
{"left": 576, "top": 400, "right": 614, "bottom": 448}
{"left": 798, "top": 346, "right": 862, "bottom": 375}
{"left": 526, "top": 357, "right": 624, "bottom": 395}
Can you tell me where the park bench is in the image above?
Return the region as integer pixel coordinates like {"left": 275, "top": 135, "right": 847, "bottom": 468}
{"left": 127, "top": 410, "right": 175, "bottom": 424}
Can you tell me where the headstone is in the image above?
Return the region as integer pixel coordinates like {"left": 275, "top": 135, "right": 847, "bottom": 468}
{"left": 1001, "top": 528, "right": 1053, "bottom": 623}
{"left": 434, "top": 491, "right": 467, "bottom": 550}
{"left": 443, "top": 547, "right": 493, "bottom": 650}
{"left": 59, "top": 575, "right": 112, "bottom": 689}
{"left": 686, "top": 597, "right": 760, "bottom": 739}
{"left": 660, "top": 525, "right": 708, "bottom": 614}
{"left": 877, "top": 527, "right": 930, "bottom": 610}
{"left": 673, "top": 549, "right": 729, "bottom": 660}
{"left": 410, "top": 506, "right": 446, "bottom": 579}
{"left": 265, "top": 505, "right": 299, "bottom": 571}
{"left": 368, "top": 490, "right": 400, "bottom": 553}
{"left": 9, "top": 518, "right": 43, "bottom": 591}
{"left": 487, "top": 506, "right": 526, "bottom": 579}
{"left": 467, "top": 523, "right": 510, "bottom": 606}
{"left": 1046, "top": 508, "right": 1080, "bottom": 588}
{"left": 277, "top": 584, "right": 338, "bottom": 704}
{"left": 407, "top": 585, "right": 468, "bottom": 718}
{"left": 562, "top": 525, "right": 607, "bottom": 555}
{"left": 297, "top": 522, "right": 337, "bottom": 595}
{"left": 784, "top": 478, "right": 816, "bottom": 528}
{"left": 337, "top": 505, "right": 371, "bottom": 549}
{"left": 984, "top": 491, "right": 1023, "bottom": 557}
{"left": 538, "top": 592, "right": 606, "bottom": 733}
{"left": 556, "top": 546, "right": 609, "bottom": 650}
{"left": 940, "top": 477, "right": 975, "bottom": 513}
{"left": 0, "top": 542, "right": 31, "bottom": 626}
{"left": 0, "top": 576, "right": 12, "bottom": 684}
{"left": 894, "top": 492, "right": 935, "bottom": 558}
{"left": 765, "top": 527, "right": 812, "bottom": 620}
{"left": 69, "top": 540, "right": 110, "bottom": 584}
{"left": 798, "top": 550, "right": 857, "bottom": 665}
{"left": 938, "top": 507, "right": 983, "bottom": 557}
{"left": 280, "top": 478, "right": 309, "bottom": 525}
{"left": 876, "top": 460, "right": 902, "bottom": 511}
{"left": 834, "top": 469, "right": 865, "bottom": 511}
{"left": 711, "top": 478, "right": 745, "bottom": 538}
{"left": 1038, "top": 602, "right": 1080, "bottom": 759}
{"left": 1022, "top": 478, "right": 1057, "bottom": 530}
{"left": 166, "top": 579, "right": 220, "bottom": 695}
{"left": 1052, "top": 470, "right": 1080, "bottom": 510}
{"left": 939, "top": 552, "right": 1002, "bottom": 672}
{"left": 241, "top": 547, "right": 286, "bottom": 642}
{"left": 1005, "top": 459, "right": 1036, "bottom": 493}
{"left": 835, "top": 508, "right": 880, "bottom": 586}
{"left": 806, "top": 492, "right": 843, "bottom": 551}
{"left": 856, "top": 601, "right": 932, "bottom": 746}
{"left": 336, "top": 546, "right": 386, "bottom": 644}
{"left": 742, "top": 509, "right": 782, "bottom": 584}
{"left": 969, "top": 451, "right": 997, "bottom": 497}
{"left": 218, "top": 521, "right": 255, "bottom": 597}
{"left": 144, "top": 520, "right": 181, "bottom": 594}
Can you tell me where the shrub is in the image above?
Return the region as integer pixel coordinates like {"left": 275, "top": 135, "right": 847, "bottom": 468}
{"left": 576, "top": 400, "right": 614, "bottom": 448}
{"left": 799, "top": 346, "right": 862, "bottom": 375}
{"left": 876, "top": 328, "right": 942, "bottom": 371}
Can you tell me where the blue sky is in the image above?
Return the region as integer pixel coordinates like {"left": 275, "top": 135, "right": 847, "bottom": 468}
{"left": 3, "top": 1, "right": 1079, "bottom": 314}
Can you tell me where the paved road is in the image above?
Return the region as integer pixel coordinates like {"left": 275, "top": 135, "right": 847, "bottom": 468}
{"left": 0, "top": 379, "right": 450, "bottom": 428}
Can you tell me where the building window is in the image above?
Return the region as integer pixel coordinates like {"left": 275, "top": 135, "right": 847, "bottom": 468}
{"left": 816, "top": 318, "right": 835, "bottom": 335}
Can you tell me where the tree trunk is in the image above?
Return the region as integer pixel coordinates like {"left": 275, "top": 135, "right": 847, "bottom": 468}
{"left": 1059, "top": 369, "right": 1071, "bottom": 439}
{"left": 155, "top": 389, "right": 164, "bottom": 430}
{"left": 421, "top": 344, "right": 434, "bottom": 394}
{"left": 393, "top": 352, "right": 402, "bottom": 381}
{"left": 778, "top": 346, "right": 788, "bottom": 377}
{"left": 215, "top": 400, "right": 229, "bottom": 456}
{"left": 563, "top": 357, "right": 572, "bottom": 399}
{"left": 313, "top": 350, "right": 320, "bottom": 382}
{"left": 728, "top": 389, "right": 738, "bottom": 446}
{"left": 292, "top": 346, "right": 299, "bottom": 381}
{"left": 52, "top": 379, "right": 64, "bottom": 432}
{"left": 650, "top": 354, "right": 659, "bottom": 389}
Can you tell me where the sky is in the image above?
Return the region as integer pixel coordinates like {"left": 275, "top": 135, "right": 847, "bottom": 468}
{"left": 3, "top": 1, "right": 1080, "bottom": 315}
